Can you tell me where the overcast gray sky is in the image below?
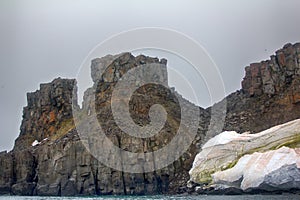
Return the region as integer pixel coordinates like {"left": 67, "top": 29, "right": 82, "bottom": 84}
{"left": 1, "top": 0, "right": 300, "bottom": 151}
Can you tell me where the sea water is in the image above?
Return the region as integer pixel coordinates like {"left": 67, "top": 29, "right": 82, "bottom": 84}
{"left": 0, "top": 195, "right": 300, "bottom": 200}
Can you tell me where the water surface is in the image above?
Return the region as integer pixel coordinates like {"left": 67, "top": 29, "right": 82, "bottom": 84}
{"left": 1, "top": 195, "right": 300, "bottom": 200}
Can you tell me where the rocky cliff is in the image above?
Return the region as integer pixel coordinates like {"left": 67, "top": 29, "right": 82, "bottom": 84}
{"left": 0, "top": 43, "right": 300, "bottom": 196}
{"left": 0, "top": 52, "right": 208, "bottom": 196}
{"left": 14, "top": 78, "right": 77, "bottom": 151}
{"left": 224, "top": 42, "right": 300, "bottom": 134}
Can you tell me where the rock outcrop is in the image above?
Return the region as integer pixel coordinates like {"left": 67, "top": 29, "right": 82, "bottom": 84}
{"left": 14, "top": 78, "right": 77, "bottom": 151}
{"left": 224, "top": 43, "right": 300, "bottom": 134}
{"left": 0, "top": 52, "right": 208, "bottom": 196}
{"left": 0, "top": 151, "right": 13, "bottom": 195}
{"left": 1, "top": 43, "right": 300, "bottom": 196}
{"left": 76, "top": 53, "right": 205, "bottom": 195}
{"left": 242, "top": 43, "right": 300, "bottom": 97}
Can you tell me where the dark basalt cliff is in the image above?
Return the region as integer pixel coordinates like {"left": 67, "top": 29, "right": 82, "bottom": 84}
{"left": 0, "top": 43, "right": 300, "bottom": 196}
{"left": 224, "top": 42, "right": 300, "bottom": 133}
{"left": 15, "top": 78, "right": 77, "bottom": 151}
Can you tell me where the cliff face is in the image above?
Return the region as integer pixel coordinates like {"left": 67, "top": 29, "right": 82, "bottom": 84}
{"left": 1, "top": 43, "right": 300, "bottom": 196}
{"left": 242, "top": 43, "right": 300, "bottom": 97}
{"left": 224, "top": 42, "right": 300, "bottom": 134}
{"left": 0, "top": 52, "right": 209, "bottom": 196}
{"left": 14, "top": 78, "right": 77, "bottom": 151}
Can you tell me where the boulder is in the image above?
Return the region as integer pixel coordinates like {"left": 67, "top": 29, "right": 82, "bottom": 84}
{"left": 11, "top": 182, "right": 36, "bottom": 196}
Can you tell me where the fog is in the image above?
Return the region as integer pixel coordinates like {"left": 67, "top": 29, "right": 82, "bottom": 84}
{"left": 0, "top": 0, "right": 300, "bottom": 151}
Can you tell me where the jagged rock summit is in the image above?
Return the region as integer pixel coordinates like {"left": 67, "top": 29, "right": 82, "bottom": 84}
{"left": 224, "top": 42, "right": 300, "bottom": 134}
{"left": 0, "top": 52, "right": 204, "bottom": 196}
{"left": 0, "top": 43, "right": 300, "bottom": 196}
{"left": 242, "top": 43, "right": 300, "bottom": 98}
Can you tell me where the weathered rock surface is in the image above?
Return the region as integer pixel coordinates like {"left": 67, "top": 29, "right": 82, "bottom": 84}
{"left": 1, "top": 43, "right": 300, "bottom": 196}
{"left": 76, "top": 52, "right": 205, "bottom": 195}
{"left": 224, "top": 43, "right": 300, "bottom": 134}
{"left": 0, "top": 52, "right": 208, "bottom": 196}
{"left": 0, "top": 151, "right": 13, "bottom": 195}
{"left": 15, "top": 78, "right": 77, "bottom": 151}
{"left": 242, "top": 43, "right": 300, "bottom": 97}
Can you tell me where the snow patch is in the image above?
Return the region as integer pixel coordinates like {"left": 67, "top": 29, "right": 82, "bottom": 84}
{"left": 202, "top": 119, "right": 300, "bottom": 149}
{"left": 32, "top": 140, "right": 40, "bottom": 147}
{"left": 202, "top": 131, "right": 260, "bottom": 149}
{"left": 212, "top": 147, "right": 300, "bottom": 190}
